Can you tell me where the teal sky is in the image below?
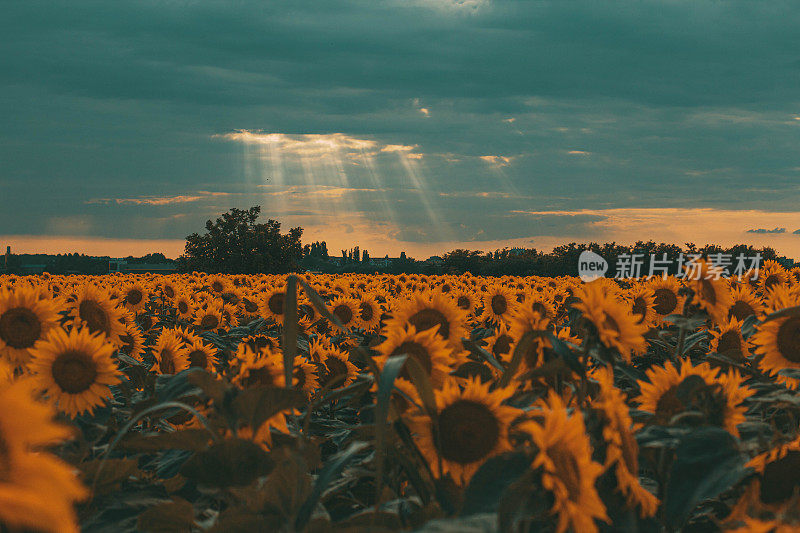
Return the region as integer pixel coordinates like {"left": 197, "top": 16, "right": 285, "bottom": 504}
{"left": 2, "top": 1, "right": 800, "bottom": 258}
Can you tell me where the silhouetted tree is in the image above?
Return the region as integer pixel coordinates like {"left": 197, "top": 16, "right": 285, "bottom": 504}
{"left": 178, "top": 206, "right": 303, "bottom": 273}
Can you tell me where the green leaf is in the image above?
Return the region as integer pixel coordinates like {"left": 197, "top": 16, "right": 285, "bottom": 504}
{"left": 294, "top": 441, "right": 369, "bottom": 531}
{"left": 375, "top": 355, "right": 408, "bottom": 508}
{"left": 460, "top": 338, "right": 505, "bottom": 371}
{"left": 462, "top": 453, "right": 532, "bottom": 516}
{"left": 232, "top": 385, "right": 307, "bottom": 435}
{"left": 545, "top": 331, "right": 585, "bottom": 377}
{"left": 664, "top": 427, "right": 750, "bottom": 529}
{"left": 180, "top": 438, "right": 274, "bottom": 487}
{"left": 120, "top": 429, "right": 212, "bottom": 452}
{"left": 137, "top": 499, "right": 195, "bottom": 533}
{"left": 499, "top": 329, "right": 544, "bottom": 388}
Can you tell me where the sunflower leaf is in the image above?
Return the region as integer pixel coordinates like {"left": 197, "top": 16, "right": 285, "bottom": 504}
{"left": 664, "top": 427, "right": 750, "bottom": 528}
{"left": 461, "top": 452, "right": 532, "bottom": 516}
{"left": 294, "top": 441, "right": 369, "bottom": 531}
{"left": 232, "top": 385, "right": 307, "bottom": 435}
{"left": 180, "top": 438, "right": 274, "bottom": 488}
{"left": 374, "top": 354, "right": 407, "bottom": 510}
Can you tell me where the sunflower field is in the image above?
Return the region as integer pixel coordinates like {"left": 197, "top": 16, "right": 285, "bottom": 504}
{"left": 2, "top": 259, "right": 800, "bottom": 532}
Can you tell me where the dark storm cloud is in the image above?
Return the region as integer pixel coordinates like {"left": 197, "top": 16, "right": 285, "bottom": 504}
{"left": 2, "top": 0, "right": 800, "bottom": 247}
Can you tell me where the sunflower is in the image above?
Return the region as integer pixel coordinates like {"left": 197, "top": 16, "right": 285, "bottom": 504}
{"left": 185, "top": 339, "right": 218, "bottom": 372}
{"left": 751, "top": 313, "right": 800, "bottom": 389}
{"left": 0, "top": 285, "right": 60, "bottom": 365}
{"left": 233, "top": 344, "right": 286, "bottom": 389}
{"left": 519, "top": 391, "right": 609, "bottom": 533}
{"left": 384, "top": 291, "right": 468, "bottom": 353}
{"left": 626, "top": 285, "right": 656, "bottom": 327}
{"left": 759, "top": 262, "right": 790, "bottom": 294}
{"left": 151, "top": 329, "right": 190, "bottom": 375}
{"left": 763, "top": 285, "right": 799, "bottom": 315}
{"left": 647, "top": 276, "right": 685, "bottom": 324}
{"left": 709, "top": 318, "right": 750, "bottom": 362}
{"left": 292, "top": 355, "right": 320, "bottom": 396}
{"left": 262, "top": 286, "right": 288, "bottom": 325}
{"left": 193, "top": 301, "right": 224, "bottom": 331}
{"left": 160, "top": 280, "right": 178, "bottom": 301}
{"left": 206, "top": 274, "right": 230, "bottom": 295}
{"left": 508, "top": 306, "right": 552, "bottom": 374}
{"left": 305, "top": 337, "right": 328, "bottom": 363}
{"left": 118, "top": 322, "right": 145, "bottom": 361}
{"left": 452, "top": 289, "right": 478, "bottom": 316}
{"left": 483, "top": 321, "right": 516, "bottom": 364}
{"left": 0, "top": 379, "right": 87, "bottom": 533}
{"left": 725, "top": 436, "right": 800, "bottom": 522}
{"left": 67, "top": 284, "right": 126, "bottom": 347}
{"left": 241, "top": 333, "right": 278, "bottom": 354}
{"left": 327, "top": 295, "right": 359, "bottom": 333}
{"left": 355, "top": 293, "right": 382, "bottom": 331}
{"left": 521, "top": 289, "right": 557, "bottom": 322}
{"left": 636, "top": 360, "right": 753, "bottom": 436}
{"left": 687, "top": 260, "right": 733, "bottom": 324}
{"left": 239, "top": 293, "right": 263, "bottom": 320}
{"left": 590, "top": 366, "right": 659, "bottom": 517}
{"left": 406, "top": 377, "right": 521, "bottom": 486}
{"left": 374, "top": 324, "right": 455, "bottom": 388}
{"left": 573, "top": 281, "right": 647, "bottom": 362}
{"left": 318, "top": 346, "right": 358, "bottom": 390}
{"left": 175, "top": 293, "right": 194, "bottom": 319}
{"left": 28, "top": 327, "right": 121, "bottom": 417}
{"left": 480, "top": 284, "right": 517, "bottom": 325}
{"left": 728, "top": 284, "right": 765, "bottom": 322}
{"left": 122, "top": 283, "right": 149, "bottom": 313}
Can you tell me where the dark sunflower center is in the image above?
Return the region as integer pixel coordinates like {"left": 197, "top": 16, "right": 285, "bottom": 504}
{"left": 211, "top": 281, "right": 224, "bottom": 293}
{"left": 764, "top": 274, "right": 781, "bottom": 291}
{"left": 531, "top": 302, "right": 548, "bottom": 318}
{"left": 359, "top": 303, "right": 374, "bottom": 322}
{"left": 728, "top": 300, "right": 754, "bottom": 322}
{"left": 653, "top": 288, "right": 678, "bottom": 315}
{"left": 437, "top": 400, "right": 500, "bottom": 464}
{"left": 0, "top": 307, "right": 42, "bottom": 349}
{"left": 631, "top": 297, "right": 647, "bottom": 323}
{"left": 654, "top": 375, "right": 727, "bottom": 427}
{"left": 391, "top": 340, "right": 433, "bottom": 378}
{"left": 334, "top": 304, "right": 353, "bottom": 324}
{"left": 321, "top": 357, "right": 349, "bottom": 388}
{"left": 200, "top": 315, "right": 219, "bottom": 330}
{"left": 760, "top": 450, "right": 800, "bottom": 505}
{"left": 777, "top": 317, "right": 800, "bottom": 363}
{"left": 267, "top": 293, "right": 285, "bottom": 315}
{"left": 716, "top": 331, "right": 743, "bottom": 359}
{"left": 178, "top": 301, "right": 189, "bottom": 314}
{"left": 120, "top": 333, "right": 134, "bottom": 355}
{"left": 79, "top": 300, "right": 110, "bottom": 335}
{"left": 457, "top": 296, "right": 470, "bottom": 310}
{"left": 0, "top": 433, "right": 10, "bottom": 481}
{"left": 491, "top": 295, "right": 508, "bottom": 315}
{"left": 244, "top": 299, "right": 259, "bottom": 313}
{"left": 126, "top": 289, "right": 143, "bottom": 306}
{"left": 409, "top": 308, "right": 450, "bottom": 340}
{"left": 52, "top": 350, "right": 98, "bottom": 393}
{"left": 164, "top": 286, "right": 175, "bottom": 299}
{"left": 188, "top": 349, "right": 208, "bottom": 368}
{"left": 492, "top": 334, "right": 512, "bottom": 359}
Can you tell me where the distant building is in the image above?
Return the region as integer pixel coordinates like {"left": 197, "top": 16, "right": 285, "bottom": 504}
{"left": 109, "top": 260, "right": 177, "bottom": 274}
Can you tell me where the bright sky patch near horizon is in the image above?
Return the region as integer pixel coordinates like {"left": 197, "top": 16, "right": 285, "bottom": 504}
{"left": 2, "top": 1, "right": 800, "bottom": 259}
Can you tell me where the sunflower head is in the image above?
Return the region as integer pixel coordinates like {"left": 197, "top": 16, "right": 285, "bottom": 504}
{"left": 28, "top": 326, "right": 121, "bottom": 417}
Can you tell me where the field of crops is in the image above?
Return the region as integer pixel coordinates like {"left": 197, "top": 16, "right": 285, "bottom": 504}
{"left": 2, "top": 260, "right": 800, "bottom": 532}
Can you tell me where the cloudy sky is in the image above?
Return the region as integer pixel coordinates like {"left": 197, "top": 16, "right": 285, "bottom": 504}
{"left": 2, "top": 0, "right": 800, "bottom": 259}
